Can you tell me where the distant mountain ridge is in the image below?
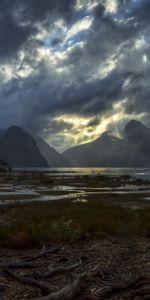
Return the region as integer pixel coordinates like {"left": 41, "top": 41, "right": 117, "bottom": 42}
{"left": 0, "top": 120, "right": 150, "bottom": 168}
{"left": 35, "top": 136, "right": 70, "bottom": 167}
{"left": 0, "top": 126, "right": 49, "bottom": 168}
{"left": 63, "top": 120, "right": 150, "bottom": 167}
{"left": 0, "top": 126, "right": 70, "bottom": 168}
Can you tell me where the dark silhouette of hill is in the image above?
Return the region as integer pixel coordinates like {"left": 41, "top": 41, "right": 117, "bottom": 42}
{"left": 0, "top": 126, "right": 70, "bottom": 168}
{"left": 35, "top": 136, "right": 70, "bottom": 167}
{"left": 63, "top": 131, "right": 123, "bottom": 167}
{"left": 122, "top": 120, "right": 150, "bottom": 167}
{"left": 0, "top": 120, "right": 150, "bottom": 168}
{"left": 0, "top": 126, "right": 49, "bottom": 168}
{"left": 63, "top": 120, "right": 150, "bottom": 167}
{"left": 0, "top": 130, "right": 5, "bottom": 139}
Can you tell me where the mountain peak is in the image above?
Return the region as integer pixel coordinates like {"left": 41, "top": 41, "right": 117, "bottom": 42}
{"left": 124, "top": 120, "right": 146, "bottom": 134}
{"left": 94, "top": 131, "right": 120, "bottom": 145}
{"left": 8, "top": 125, "right": 21, "bottom": 130}
{"left": 123, "top": 120, "right": 148, "bottom": 145}
{"left": 6, "top": 125, "right": 25, "bottom": 134}
{"left": 0, "top": 125, "right": 49, "bottom": 167}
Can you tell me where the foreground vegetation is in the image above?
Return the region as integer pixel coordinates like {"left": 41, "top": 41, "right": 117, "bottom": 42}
{"left": 0, "top": 171, "right": 149, "bottom": 248}
{"left": 0, "top": 198, "right": 149, "bottom": 248}
{"left": 0, "top": 171, "right": 150, "bottom": 299}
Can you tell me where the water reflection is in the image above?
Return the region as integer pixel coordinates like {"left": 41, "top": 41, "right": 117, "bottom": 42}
{"left": 13, "top": 167, "right": 150, "bottom": 180}
{"left": 1, "top": 168, "right": 150, "bottom": 206}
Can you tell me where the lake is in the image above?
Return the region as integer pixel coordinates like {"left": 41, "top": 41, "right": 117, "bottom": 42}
{"left": 1, "top": 167, "right": 150, "bottom": 206}
{"left": 13, "top": 167, "right": 150, "bottom": 180}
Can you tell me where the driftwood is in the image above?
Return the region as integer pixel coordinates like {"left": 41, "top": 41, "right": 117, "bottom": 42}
{"left": 0, "top": 261, "right": 38, "bottom": 269}
{"left": 23, "top": 247, "right": 60, "bottom": 262}
{"left": 1, "top": 241, "right": 150, "bottom": 300}
{"left": 0, "top": 283, "right": 9, "bottom": 290}
{"left": 34, "top": 276, "right": 82, "bottom": 300}
{"left": 0, "top": 247, "right": 59, "bottom": 269}
{"left": 35, "top": 259, "right": 82, "bottom": 279}
{"left": 3, "top": 269, "right": 51, "bottom": 296}
{"left": 93, "top": 275, "right": 150, "bottom": 299}
{"left": 130, "top": 285, "right": 150, "bottom": 299}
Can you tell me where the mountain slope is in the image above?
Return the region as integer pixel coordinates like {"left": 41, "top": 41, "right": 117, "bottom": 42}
{"left": 63, "top": 120, "right": 150, "bottom": 167}
{"left": 0, "top": 126, "right": 49, "bottom": 168}
{"left": 35, "top": 136, "right": 70, "bottom": 167}
{"left": 0, "top": 130, "right": 5, "bottom": 140}
{"left": 122, "top": 120, "right": 150, "bottom": 167}
{"left": 63, "top": 132, "right": 124, "bottom": 167}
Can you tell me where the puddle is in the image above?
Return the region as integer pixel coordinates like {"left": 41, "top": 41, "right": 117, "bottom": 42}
{"left": 0, "top": 191, "right": 85, "bottom": 206}
{"left": 0, "top": 171, "right": 150, "bottom": 206}
{"left": 73, "top": 199, "right": 88, "bottom": 203}
{"left": 0, "top": 191, "right": 39, "bottom": 196}
{"left": 114, "top": 184, "right": 150, "bottom": 191}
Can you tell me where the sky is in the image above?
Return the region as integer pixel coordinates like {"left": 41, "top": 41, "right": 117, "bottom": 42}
{"left": 0, "top": 0, "right": 150, "bottom": 152}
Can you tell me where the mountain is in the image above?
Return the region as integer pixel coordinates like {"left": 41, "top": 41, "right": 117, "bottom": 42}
{"left": 63, "top": 131, "right": 123, "bottom": 167}
{"left": 63, "top": 120, "right": 150, "bottom": 167}
{"left": 0, "top": 130, "right": 5, "bottom": 139}
{"left": 122, "top": 120, "right": 150, "bottom": 167}
{"left": 1, "top": 120, "right": 149, "bottom": 168}
{"left": 35, "top": 136, "right": 70, "bottom": 167}
{"left": 124, "top": 120, "right": 148, "bottom": 142}
{"left": 0, "top": 126, "right": 49, "bottom": 168}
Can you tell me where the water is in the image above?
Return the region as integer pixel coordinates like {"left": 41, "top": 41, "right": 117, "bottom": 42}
{"left": 0, "top": 167, "right": 150, "bottom": 206}
{"left": 14, "top": 167, "right": 150, "bottom": 180}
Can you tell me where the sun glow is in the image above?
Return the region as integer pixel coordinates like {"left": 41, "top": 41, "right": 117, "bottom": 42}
{"left": 106, "top": 0, "right": 119, "bottom": 13}
{"left": 65, "top": 16, "right": 93, "bottom": 43}
{"left": 52, "top": 101, "right": 126, "bottom": 147}
{"left": 50, "top": 99, "right": 147, "bottom": 151}
{"left": 99, "top": 57, "right": 117, "bottom": 78}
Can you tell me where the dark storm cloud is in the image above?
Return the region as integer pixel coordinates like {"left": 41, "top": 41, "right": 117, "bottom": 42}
{"left": 0, "top": 0, "right": 150, "bottom": 149}
{"left": 132, "top": 0, "right": 150, "bottom": 26}
{"left": 123, "top": 69, "right": 150, "bottom": 114}
{"left": 0, "top": 0, "right": 76, "bottom": 60}
{"left": 0, "top": 8, "right": 31, "bottom": 59}
{"left": 17, "top": 0, "right": 76, "bottom": 23}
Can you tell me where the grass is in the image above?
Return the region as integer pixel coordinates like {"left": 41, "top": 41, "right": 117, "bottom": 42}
{"left": 0, "top": 194, "right": 38, "bottom": 201}
{"left": 0, "top": 171, "right": 150, "bottom": 248}
{"left": 0, "top": 198, "right": 150, "bottom": 248}
{"left": 0, "top": 172, "right": 55, "bottom": 186}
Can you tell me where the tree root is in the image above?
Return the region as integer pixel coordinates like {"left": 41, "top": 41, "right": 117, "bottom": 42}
{"left": 130, "top": 285, "right": 150, "bottom": 299}
{"left": 93, "top": 275, "right": 150, "bottom": 299}
{"left": 0, "top": 283, "right": 9, "bottom": 290}
{"left": 3, "top": 269, "right": 51, "bottom": 296}
{"left": 23, "top": 247, "right": 59, "bottom": 262}
{"left": 34, "top": 276, "right": 82, "bottom": 300}
{"left": 0, "top": 247, "right": 59, "bottom": 269}
{"left": 0, "top": 262, "right": 38, "bottom": 269}
{"left": 35, "top": 259, "right": 82, "bottom": 279}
